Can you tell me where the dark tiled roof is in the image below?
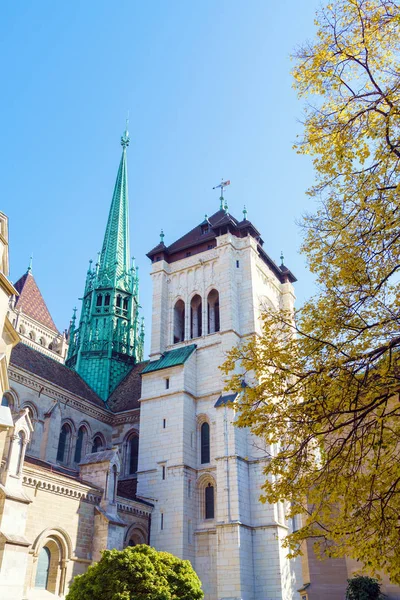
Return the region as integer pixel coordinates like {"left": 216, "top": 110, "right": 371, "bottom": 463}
{"left": 146, "top": 208, "right": 297, "bottom": 283}
{"left": 117, "top": 478, "right": 137, "bottom": 500}
{"left": 10, "top": 343, "right": 105, "bottom": 408}
{"left": 142, "top": 344, "right": 196, "bottom": 374}
{"left": 14, "top": 271, "right": 58, "bottom": 332}
{"left": 107, "top": 361, "right": 148, "bottom": 412}
{"left": 214, "top": 393, "right": 238, "bottom": 407}
{"left": 164, "top": 209, "right": 226, "bottom": 255}
{"left": 25, "top": 455, "right": 80, "bottom": 480}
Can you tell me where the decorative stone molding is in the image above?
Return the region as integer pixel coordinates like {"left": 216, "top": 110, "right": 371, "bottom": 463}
{"left": 22, "top": 467, "right": 102, "bottom": 504}
{"left": 117, "top": 497, "right": 152, "bottom": 517}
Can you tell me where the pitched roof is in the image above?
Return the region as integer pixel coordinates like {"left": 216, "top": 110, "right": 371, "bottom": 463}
{"left": 142, "top": 344, "right": 196, "bottom": 374}
{"left": 13, "top": 271, "right": 58, "bottom": 332}
{"left": 10, "top": 343, "right": 105, "bottom": 408}
{"left": 107, "top": 361, "right": 148, "bottom": 412}
{"left": 214, "top": 393, "right": 238, "bottom": 407}
{"left": 147, "top": 208, "right": 297, "bottom": 283}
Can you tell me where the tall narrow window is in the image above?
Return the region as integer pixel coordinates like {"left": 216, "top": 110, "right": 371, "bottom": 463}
{"left": 74, "top": 426, "right": 86, "bottom": 463}
{"left": 190, "top": 294, "right": 202, "bottom": 338}
{"left": 96, "top": 294, "right": 102, "bottom": 307}
{"left": 129, "top": 436, "right": 139, "bottom": 474}
{"left": 161, "top": 513, "right": 164, "bottom": 530}
{"left": 200, "top": 422, "right": 210, "bottom": 464}
{"left": 104, "top": 294, "right": 110, "bottom": 306}
{"left": 205, "top": 483, "right": 215, "bottom": 519}
{"left": 92, "top": 435, "right": 102, "bottom": 453}
{"left": 116, "top": 295, "right": 122, "bottom": 308}
{"left": 207, "top": 289, "right": 220, "bottom": 334}
{"left": 56, "top": 424, "right": 70, "bottom": 463}
{"left": 173, "top": 300, "right": 185, "bottom": 343}
{"left": 123, "top": 297, "right": 129, "bottom": 311}
{"left": 35, "top": 546, "right": 51, "bottom": 590}
{"left": 112, "top": 464, "right": 118, "bottom": 503}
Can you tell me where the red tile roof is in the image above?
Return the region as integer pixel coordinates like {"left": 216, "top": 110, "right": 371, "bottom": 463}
{"left": 14, "top": 271, "right": 58, "bottom": 332}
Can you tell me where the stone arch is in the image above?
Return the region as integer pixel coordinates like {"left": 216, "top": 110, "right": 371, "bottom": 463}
{"left": 123, "top": 429, "right": 139, "bottom": 476}
{"left": 197, "top": 414, "right": 211, "bottom": 465}
{"left": 197, "top": 472, "right": 216, "bottom": 521}
{"left": 2, "top": 388, "right": 18, "bottom": 411}
{"left": 173, "top": 297, "right": 185, "bottom": 344}
{"left": 56, "top": 420, "right": 75, "bottom": 465}
{"left": 124, "top": 523, "right": 148, "bottom": 547}
{"left": 21, "top": 401, "right": 38, "bottom": 422}
{"left": 207, "top": 288, "right": 220, "bottom": 334}
{"left": 31, "top": 527, "right": 72, "bottom": 596}
{"left": 74, "top": 421, "right": 91, "bottom": 464}
{"left": 91, "top": 431, "right": 106, "bottom": 453}
{"left": 190, "top": 293, "right": 202, "bottom": 339}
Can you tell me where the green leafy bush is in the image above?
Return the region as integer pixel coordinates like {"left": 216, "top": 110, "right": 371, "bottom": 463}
{"left": 346, "top": 575, "right": 385, "bottom": 600}
{"left": 66, "top": 544, "right": 204, "bottom": 600}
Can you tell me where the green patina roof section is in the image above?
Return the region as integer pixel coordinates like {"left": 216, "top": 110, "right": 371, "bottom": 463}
{"left": 99, "top": 129, "right": 130, "bottom": 279}
{"left": 142, "top": 344, "right": 197, "bottom": 374}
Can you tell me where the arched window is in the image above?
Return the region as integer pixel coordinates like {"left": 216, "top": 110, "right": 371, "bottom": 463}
{"left": 173, "top": 300, "right": 185, "bottom": 344}
{"left": 19, "top": 324, "right": 25, "bottom": 335}
{"left": 48, "top": 343, "right": 53, "bottom": 350}
{"left": 105, "top": 294, "right": 110, "bottom": 306}
{"left": 74, "top": 426, "right": 86, "bottom": 463}
{"left": 1, "top": 392, "right": 13, "bottom": 408}
{"left": 207, "top": 289, "right": 220, "bottom": 334}
{"left": 35, "top": 546, "right": 51, "bottom": 589}
{"left": 128, "top": 436, "right": 139, "bottom": 474}
{"left": 29, "top": 331, "right": 35, "bottom": 341}
{"left": 200, "top": 422, "right": 210, "bottom": 464}
{"left": 205, "top": 483, "right": 215, "bottom": 519}
{"left": 116, "top": 295, "right": 122, "bottom": 308}
{"left": 91, "top": 435, "right": 103, "bottom": 453}
{"left": 56, "top": 424, "right": 71, "bottom": 464}
{"left": 96, "top": 294, "right": 102, "bottom": 307}
{"left": 39, "top": 337, "right": 45, "bottom": 346}
{"left": 123, "top": 297, "right": 129, "bottom": 311}
{"left": 190, "top": 294, "right": 202, "bottom": 339}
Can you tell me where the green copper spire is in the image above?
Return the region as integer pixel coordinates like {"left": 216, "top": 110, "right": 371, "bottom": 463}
{"left": 66, "top": 125, "right": 144, "bottom": 401}
{"left": 98, "top": 121, "right": 130, "bottom": 280}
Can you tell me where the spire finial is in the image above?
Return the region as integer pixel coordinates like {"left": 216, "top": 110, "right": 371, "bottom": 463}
{"left": 121, "top": 116, "right": 130, "bottom": 148}
{"left": 27, "top": 255, "right": 33, "bottom": 273}
{"left": 280, "top": 251, "right": 284, "bottom": 266}
{"left": 243, "top": 205, "right": 247, "bottom": 220}
{"left": 213, "top": 179, "right": 231, "bottom": 211}
{"left": 160, "top": 229, "right": 165, "bottom": 244}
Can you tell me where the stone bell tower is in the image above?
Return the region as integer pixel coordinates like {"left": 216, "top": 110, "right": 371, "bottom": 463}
{"left": 66, "top": 126, "right": 144, "bottom": 401}
{"left": 137, "top": 188, "right": 302, "bottom": 600}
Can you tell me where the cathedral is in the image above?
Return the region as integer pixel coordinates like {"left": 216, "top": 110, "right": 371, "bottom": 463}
{"left": 1, "top": 128, "right": 399, "bottom": 600}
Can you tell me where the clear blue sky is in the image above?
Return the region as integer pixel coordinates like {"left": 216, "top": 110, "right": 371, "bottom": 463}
{"left": 1, "top": 0, "right": 320, "bottom": 353}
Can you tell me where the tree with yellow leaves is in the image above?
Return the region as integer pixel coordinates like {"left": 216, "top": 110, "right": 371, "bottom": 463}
{"left": 222, "top": 0, "right": 400, "bottom": 584}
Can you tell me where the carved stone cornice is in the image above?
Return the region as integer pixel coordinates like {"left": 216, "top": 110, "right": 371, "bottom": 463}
{"left": 117, "top": 497, "right": 152, "bottom": 517}
{"left": 112, "top": 409, "right": 140, "bottom": 425}
{"left": 22, "top": 465, "right": 102, "bottom": 504}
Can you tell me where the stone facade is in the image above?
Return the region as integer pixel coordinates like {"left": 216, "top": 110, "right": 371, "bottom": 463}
{"left": 1, "top": 131, "right": 399, "bottom": 600}
{"left": 138, "top": 223, "right": 302, "bottom": 600}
